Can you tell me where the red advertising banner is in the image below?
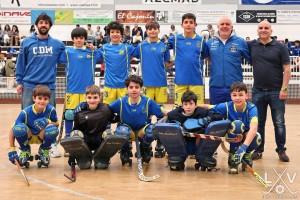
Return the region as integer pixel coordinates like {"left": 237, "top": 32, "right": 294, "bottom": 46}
{"left": 116, "top": 10, "right": 155, "bottom": 23}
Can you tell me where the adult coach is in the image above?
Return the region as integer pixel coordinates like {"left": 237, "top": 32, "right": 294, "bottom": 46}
{"left": 248, "top": 20, "right": 291, "bottom": 162}
{"left": 16, "top": 13, "right": 65, "bottom": 109}
{"left": 206, "top": 17, "right": 251, "bottom": 104}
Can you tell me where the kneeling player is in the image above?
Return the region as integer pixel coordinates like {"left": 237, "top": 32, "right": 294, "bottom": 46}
{"left": 154, "top": 91, "right": 223, "bottom": 170}
{"left": 199, "top": 82, "right": 261, "bottom": 173}
{"left": 8, "top": 85, "right": 59, "bottom": 168}
{"left": 61, "top": 85, "right": 125, "bottom": 170}
{"left": 109, "top": 75, "right": 167, "bottom": 166}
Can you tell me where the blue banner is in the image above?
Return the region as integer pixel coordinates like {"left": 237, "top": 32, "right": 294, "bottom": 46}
{"left": 31, "top": 10, "right": 55, "bottom": 25}
{"left": 242, "top": 0, "right": 300, "bottom": 4}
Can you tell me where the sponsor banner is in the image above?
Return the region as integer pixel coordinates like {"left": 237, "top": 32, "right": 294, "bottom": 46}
{"left": 31, "top": 10, "right": 55, "bottom": 25}
{"left": 73, "top": 10, "right": 113, "bottom": 24}
{"left": 196, "top": 10, "right": 235, "bottom": 24}
{"left": 236, "top": 10, "right": 276, "bottom": 23}
{"left": 168, "top": 10, "right": 196, "bottom": 23}
{"left": 1, "top": 0, "right": 101, "bottom": 8}
{"left": 116, "top": 10, "right": 156, "bottom": 23}
{"left": 55, "top": 10, "right": 73, "bottom": 24}
{"left": 156, "top": 11, "right": 168, "bottom": 23}
{"left": 277, "top": 10, "right": 300, "bottom": 23}
{"left": 0, "top": 10, "right": 31, "bottom": 24}
{"left": 241, "top": 0, "right": 300, "bottom": 5}
{"left": 142, "top": 0, "right": 202, "bottom": 4}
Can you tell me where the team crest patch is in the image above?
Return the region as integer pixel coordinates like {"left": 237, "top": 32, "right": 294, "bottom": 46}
{"left": 87, "top": 54, "right": 91, "bottom": 59}
{"left": 229, "top": 46, "right": 237, "bottom": 52}
{"left": 119, "top": 50, "right": 125, "bottom": 55}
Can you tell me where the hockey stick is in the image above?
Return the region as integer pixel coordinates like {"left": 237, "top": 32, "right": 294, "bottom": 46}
{"left": 56, "top": 101, "right": 66, "bottom": 144}
{"left": 220, "top": 142, "right": 269, "bottom": 189}
{"left": 135, "top": 134, "right": 160, "bottom": 182}
{"left": 64, "top": 162, "right": 76, "bottom": 182}
{"left": 14, "top": 158, "right": 30, "bottom": 186}
{"left": 183, "top": 132, "right": 243, "bottom": 143}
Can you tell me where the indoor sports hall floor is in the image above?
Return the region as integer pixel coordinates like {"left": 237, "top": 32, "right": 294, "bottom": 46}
{"left": 0, "top": 104, "right": 299, "bottom": 200}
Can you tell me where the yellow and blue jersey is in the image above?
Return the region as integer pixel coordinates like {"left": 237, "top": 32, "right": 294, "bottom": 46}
{"left": 210, "top": 101, "right": 258, "bottom": 131}
{"left": 109, "top": 95, "right": 163, "bottom": 131}
{"left": 97, "top": 43, "right": 137, "bottom": 88}
{"left": 135, "top": 40, "right": 171, "bottom": 87}
{"left": 168, "top": 33, "right": 209, "bottom": 85}
{"left": 59, "top": 47, "right": 102, "bottom": 94}
{"left": 14, "top": 104, "right": 58, "bottom": 135}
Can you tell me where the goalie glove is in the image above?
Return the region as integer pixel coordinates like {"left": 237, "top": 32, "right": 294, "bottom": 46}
{"left": 198, "top": 117, "right": 212, "bottom": 128}
{"left": 34, "top": 117, "right": 51, "bottom": 130}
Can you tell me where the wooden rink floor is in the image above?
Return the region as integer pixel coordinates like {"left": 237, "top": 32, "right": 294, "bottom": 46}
{"left": 0, "top": 104, "right": 299, "bottom": 200}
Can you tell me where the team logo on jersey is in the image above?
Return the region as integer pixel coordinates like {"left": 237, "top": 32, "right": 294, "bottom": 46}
{"left": 186, "top": 42, "right": 191, "bottom": 46}
{"left": 33, "top": 46, "right": 53, "bottom": 55}
{"left": 78, "top": 55, "right": 83, "bottom": 58}
{"left": 151, "top": 47, "right": 156, "bottom": 51}
{"left": 229, "top": 46, "right": 238, "bottom": 52}
{"left": 119, "top": 50, "right": 125, "bottom": 55}
{"left": 142, "top": 106, "right": 146, "bottom": 113}
{"left": 131, "top": 108, "right": 137, "bottom": 112}
{"left": 87, "top": 54, "right": 91, "bottom": 59}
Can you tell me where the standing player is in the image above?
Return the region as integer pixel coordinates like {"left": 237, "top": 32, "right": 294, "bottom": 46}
{"left": 58, "top": 27, "right": 101, "bottom": 148}
{"left": 199, "top": 82, "right": 261, "bottom": 173}
{"left": 109, "top": 75, "right": 167, "bottom": 165}
{"left": 15, "top": 13, "right": 65, "bottom": 157}
{"left": 8, "top": 85, "right": 59, "bottom": 168}
{"left": 168, "top": 13, "right": 209, "bottom": 106}
{"left": 134, "top": 21, "right": 173, "bottom": 158}
{"left": 96, "top": 21, "right": 137, "bottom": 133}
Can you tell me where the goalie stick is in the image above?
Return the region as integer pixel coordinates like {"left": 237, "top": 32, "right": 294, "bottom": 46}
{"left": 135, "top": 134, "right": 159, "bottom": 182}
{"left": 220, "top": 142, "right": 269, "bottom": 189}
{"left": 64, "top": 162, "right": 76, "bottom": 182}
{"left": 14, "top": 158, "right": 30, "bottom": 186}
{"left": 183, "top": 132, "right": 243, "bottom": 143}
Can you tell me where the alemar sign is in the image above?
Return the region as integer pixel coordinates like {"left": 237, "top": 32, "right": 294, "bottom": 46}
{"left": 0, "top": 10, "right": 31, "bottom": 24}
{"left": 142, "top": 0, "right": 201, "bottom": 4}
{"left": 116, "top": 10, "right": 155, "bottom": 23}
{"left": 236, "top": 10, "right": 276, "bottom": 23}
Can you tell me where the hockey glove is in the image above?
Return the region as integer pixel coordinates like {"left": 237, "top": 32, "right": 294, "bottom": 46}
{"left": 74, "top": 102, "right": 87, "bottom": 113}
{"left": 8, "top": 147, "right": 19, "bottom": 165}
{"left": 34, "top": 117, "right": 51, "bottom": 130}
{"left": 232, "top": 144, "right": 248, "bottom": 166}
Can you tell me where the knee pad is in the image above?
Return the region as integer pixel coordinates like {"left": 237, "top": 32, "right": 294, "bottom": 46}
{"left": 247, "top": 132, "right": 262, "bottom": 152}
{"left": 141, "top": 124, "right": 154, "bottom": 145}
{"left": 12, "top": 123, "right": 29, "bottom": 138}
{"left": 229, "top": 120, "right": 245, "bottom": 135}
{"left": 115, "top": 124, "right": 132, "bottom": 139}
{"left": 65, "top": 109, "right": 75, "bottom": 121}
{"left": 44, "top": 125, "right": 59, "bottom": 141}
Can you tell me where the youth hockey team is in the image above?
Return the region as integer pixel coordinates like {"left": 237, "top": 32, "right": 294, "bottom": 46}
{"left": 7, "top": 11, "right": 290, "bottom": 176}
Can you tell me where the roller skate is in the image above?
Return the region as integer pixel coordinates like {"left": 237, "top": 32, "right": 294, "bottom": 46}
{"left": 36, "top": 148, "right": 50, "bottom": 168}
{"left": 19, "top": 148, "right": 33, "bottom": 168}
{"left": 168, "top": 156, "right": 185, "bottom": 171}
{"left": 140, "top": 144, "right": 153, "bottom": 165}
{"left": 94, "top": 157, "right": 110, "bottom": 169}
{"left": 242, "top": 152, "right": 253, "bottom": 171}
{"left": 120, "top": 143, "right": 133, "bottom": 166}
{"left": 228, "top": 153, "right": 239, "bottom": 174}
{"left": 195, "top": 156, "right": 219, "bottom": 171}
{"left": 154, "top": 139, "right": 165, "bottom": 158}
